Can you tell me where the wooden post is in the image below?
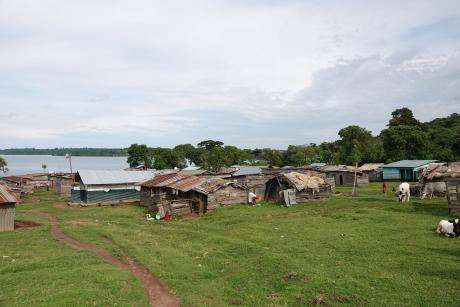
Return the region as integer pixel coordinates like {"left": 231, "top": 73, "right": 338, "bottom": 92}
{"left": 352, "top": 162, "right": 358, "bottom": 196}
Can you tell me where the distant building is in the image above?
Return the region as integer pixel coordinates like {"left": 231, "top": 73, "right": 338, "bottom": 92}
{"left": 358, "top": 163, "right": 384, "bottom": 182}
{"left": 320, "top": 165, "right": 369, "bottom": 186}
{"left": 382, "top": 160, "right": 437, "bottom": 181}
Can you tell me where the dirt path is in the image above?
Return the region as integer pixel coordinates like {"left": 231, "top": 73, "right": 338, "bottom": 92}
{"left": 43, "top": 213, "right": 180, "bottom": 307}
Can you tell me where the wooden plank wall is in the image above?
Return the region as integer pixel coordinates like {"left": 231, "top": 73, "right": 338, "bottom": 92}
{"left": 0, "top": 204, "right": 15, "bottom": 232}
{"left": 445, "top": 178, "right": 460, "bottom": 214}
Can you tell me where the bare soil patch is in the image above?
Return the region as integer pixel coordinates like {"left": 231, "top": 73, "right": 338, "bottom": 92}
{"left": 42, "top": 213, "right": 180, "bottom": 307}
{"left": 14, "top": 220, "right": 40, "bottom": 229}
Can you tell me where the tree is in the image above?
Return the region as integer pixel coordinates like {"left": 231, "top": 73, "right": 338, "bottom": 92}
{"left": 262, "top": 149, "right": 284, "bottom": 167}
{"left": 388, "top": 107, "right": 420, "bottom": 127}
{"left": 336, "top": 125, "right": 383, "bottom": 164}
{"left": 200, "top": 147, "right": 227, "bottom": 172}
{"left": 197, "top": 140, "right": 224, "bottom": 150}
{"left": 285, "top": 144, "right": 321, "bottom": 166}
{"left": 127, "top": 144, "right": 150, "bottom": 167}
{"left": 150, "top": 148, "right": 182, "bottom": 170}
{"left": 42, "top": 164, "right": 47, "bottom": 173}
{"left": 380, "top": 125, "right": 432, "bottom": 162}
{"left": 0, "top": 156, "right": 8, "bottom": 173}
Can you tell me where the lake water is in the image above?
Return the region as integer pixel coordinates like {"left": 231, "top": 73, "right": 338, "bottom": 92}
{"left": 1, "top": 155, "right": 129, "bottom": 176}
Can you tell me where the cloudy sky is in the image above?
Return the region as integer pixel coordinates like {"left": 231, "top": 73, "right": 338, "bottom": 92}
{"left": 1, "top": 0, "right": 459, "bottom": 149}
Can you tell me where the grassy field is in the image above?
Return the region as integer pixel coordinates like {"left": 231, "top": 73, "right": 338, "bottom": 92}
{"left": 1, "top": 183, "right": 459, "bottom": 306}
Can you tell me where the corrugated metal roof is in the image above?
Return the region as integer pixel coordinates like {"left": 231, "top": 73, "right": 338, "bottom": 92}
{"left": 383, "top": 160, "right": 437, "bottom": 168}
{"left": 309, "top": 163, "right": 326, "bottom": 167}
{"left": 140, "top": 174, "right": 187, "bottom": 188}
{"left": 232, "top": 166, "right": 262, "bottom": 177}
{"left": 76, "top": 170, "right": 156, "bottom": 185}
{"left": 182, "top": 166, "right": 201, "bottom": 171}
{"left": 167, "top": 176, "right": 208, "bottom": 192}
{"left": 0, "top": 183, "right": 19, "bottom": 204}
{"left": 178, "top": 169, "right": 207, "bottom": 176}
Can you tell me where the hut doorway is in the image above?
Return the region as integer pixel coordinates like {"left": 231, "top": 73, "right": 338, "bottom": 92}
{"left": 339, "top": 174, "right": 344, "bottom": 185}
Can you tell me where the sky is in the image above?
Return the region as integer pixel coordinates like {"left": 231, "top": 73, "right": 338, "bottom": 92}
{"left": 0, "top": 0, "right": 459, "bottom": 149}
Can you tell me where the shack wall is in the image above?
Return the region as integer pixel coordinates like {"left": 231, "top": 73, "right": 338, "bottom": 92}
{"left": 445, "top": 178, "right": 460, "bottom": 214}
{"left": 207, "top": 185, "right": 247, "bottom": 208}
{"left": 0, "top": 204, "right": 15, "bottom": 232}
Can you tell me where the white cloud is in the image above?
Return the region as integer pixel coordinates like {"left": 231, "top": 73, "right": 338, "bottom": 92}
{"left": 0, "top": 0, "right": 459, "bottom": 148}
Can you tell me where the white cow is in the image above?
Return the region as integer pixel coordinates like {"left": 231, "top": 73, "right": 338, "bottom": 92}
{"left": 436, "top": 219, "right": 460, "bottom": 237}
{"left": 396, "top": 182, "right": 410, "bottom": 202}
{"left": 420, "top": 182, "right": 446, "bottom": 199}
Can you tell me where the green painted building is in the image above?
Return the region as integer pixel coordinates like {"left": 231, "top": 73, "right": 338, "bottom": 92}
{"left": 71, "top": 170, "right": 155, "bottom": 204}
{"left": 382, "top": 160, "right": 437, "bottom": 181}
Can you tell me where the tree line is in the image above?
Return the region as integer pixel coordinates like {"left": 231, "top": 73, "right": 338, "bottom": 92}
{"left": 1, "top": 108, "right": 459, "bottom": 173}
{"left": 0, "top": 147, "right": 128, "bottom": 156}
{"left": 126, "top": 108, "right": 460, "bottom": 170}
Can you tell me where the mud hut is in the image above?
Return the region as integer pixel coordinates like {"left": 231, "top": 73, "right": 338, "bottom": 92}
{"left": 0, "top": 183, "right": 19, "bottom": 231}
{"left": 264, "top": 172, "right": 332, "bottom": 206}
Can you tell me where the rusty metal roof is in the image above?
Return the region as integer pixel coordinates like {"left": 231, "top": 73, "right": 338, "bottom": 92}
{"left": 167, "top": 176, "right": 208, "bottom": 192}
{"left": 0, "top": 183, "right": 19, "bottom": 204}
{"left": 140, "top": 173, "right": 187, "bottom": 188}
{"left": 0, "top": 175, "right": 33, "bottom": 185}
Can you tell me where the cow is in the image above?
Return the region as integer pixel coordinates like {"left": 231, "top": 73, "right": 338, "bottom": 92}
{"left": 395, "top": 182, "right": 410, "bottom": 202}
{"left": 436, "top": 219, "right": 460, "bottom": 238}
{"left": 420, "top": 182, "right": 447, "bottom": 199}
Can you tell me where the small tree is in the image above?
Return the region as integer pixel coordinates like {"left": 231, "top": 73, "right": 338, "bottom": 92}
{"left": 42, "top": 164, "right": 47, "bottom": 173}
{"left": 0, "top": 156, "right": 8, "bottom": 173}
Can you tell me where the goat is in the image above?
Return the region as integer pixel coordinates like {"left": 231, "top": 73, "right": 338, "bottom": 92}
{"left": 395, "top": 182, "right": 410, "bottom": 202}
{"left": 436, "top": 219, "right": 460, "bottom": 238}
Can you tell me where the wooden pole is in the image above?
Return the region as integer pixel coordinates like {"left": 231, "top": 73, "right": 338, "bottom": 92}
{"left": 352, "top": 162, "right": 358, "bottom": 196}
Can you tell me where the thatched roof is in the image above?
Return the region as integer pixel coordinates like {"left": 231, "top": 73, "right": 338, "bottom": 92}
{"left": 193, "top": 178, "right": 244, "bottom": 195}
{"left": 420, "top": 162, "right": 460, "bottom": 180}
{"left": 358, "top": 163, "right": 384, "bottom": 172}
{"left": 283, "top": 172, "right": 327, "bottom": 192}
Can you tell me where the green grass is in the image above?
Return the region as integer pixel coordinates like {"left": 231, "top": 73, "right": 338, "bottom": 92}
{"left": 1, "top": 183, "right": 459, "bottom": 306}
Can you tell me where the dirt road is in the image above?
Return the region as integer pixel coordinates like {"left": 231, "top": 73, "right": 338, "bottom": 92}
{"left": 43, "top": 213, "right": 180, "bottom": 307}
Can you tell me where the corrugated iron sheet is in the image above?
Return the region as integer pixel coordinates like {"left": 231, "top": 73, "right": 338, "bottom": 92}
{"left": 232, "top": 166, "right": 261, "bottom": 177}
{"left": 140, "top": 174, "right": 186, "bottom": 188}
{"left": 76, "top": 170, "right": 156, "bottom": 185}
{"left": 0, "top": 183, "right": 19, "bottom": 204}
{"left": 167, "top": 176, "right": 208, "bottom": 192}
{"left": 383, "top": 160, "right": 437, "bottom": 168}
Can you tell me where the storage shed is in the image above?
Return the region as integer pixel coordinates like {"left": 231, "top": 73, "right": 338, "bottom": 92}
{"left": 231, "top": 166, "right": 268, "bottom": 199}
{"left": 0, "top": 183, "right": 19, "bottom": 231}
{"left": 383, "top": 160, "right": 437, "bottom": 181}
{"left": 265, "top": 172, "right": 331, "bottom": 205}
{"left": 141, "top": 175, "right": 247, "bottom": 215}
{"left": 358, "top": 163, "right": 384, "bottom": 182}
{"left": 71, "top": 170, "right": 155, "bottom": 204}
{"left": 56, "top": 174, "right": 74, "bottom": 197}
{"left": 320, "top": 165, "right": 369, "bottom": 186}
